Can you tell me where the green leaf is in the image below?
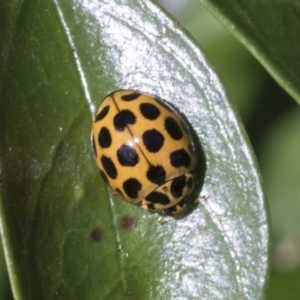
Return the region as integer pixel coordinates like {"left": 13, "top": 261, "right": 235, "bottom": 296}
{"left": 0, "top": 240, "right": 12, "bottom": 300}
{"left": 200, "top": 0, "right": 300, "bottom": 104}
{"left": 0, "top": 0, "right": 268, "bottom": 299}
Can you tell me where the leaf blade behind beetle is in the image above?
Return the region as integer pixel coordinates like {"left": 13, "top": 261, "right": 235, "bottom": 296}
{"left": 0, "top": 0, "right": 269, "bottom": 299}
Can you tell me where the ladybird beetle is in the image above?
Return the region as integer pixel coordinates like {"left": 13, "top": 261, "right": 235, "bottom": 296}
{"left": 91, "top": 90, "right": 197, "bottom": 216}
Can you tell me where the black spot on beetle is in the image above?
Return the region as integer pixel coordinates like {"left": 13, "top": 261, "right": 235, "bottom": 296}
{"left": 163, "top": 205, "right": 178, "bottom": 216}
{"left": 170, "top": 175, "right": 186, "bottom": 198}
{"left": 123, "top": 178, "right": 142, "bottom": 198}
{"left": 114, "top": 110, "right": 136, "bottom": 131}
{"left": 101, "top": 155, "right": 118, "bottom": 179}
{"left": 98, "top": 127, "right": 112, "bottom": 148}
{"left": 95, "top": 105, "right": 110, "bottom": 122}
{"left": 165, "top": 117, "right": 183, "bottom": 140}
{"left": 121, "top": 92, "right": 141, "bottom": 101}
{"left": 91, "top": 135, "right": 97, "bottom": 157}
{"left": 117, "top": 145, "right": 139, "bottom": 166}
{"left": 142, "top": 129, "right": 164, "bottom": 153}
{"left": 140, "top": 103, "right": 160, "bottom": 120}
{"left": 170, "top": 149, "right": 191, "bottom": 168}
{"left": 163, "top": 196, "right": 191, "bottom": 216}
{"left": 145, "top": 191, "right": 171, "bottom": 205}
{"left": 146, "top": 165, "right": 166, "bottom": 184}
{"left": 100, "top": 170, "right": 109, "bottom": 184}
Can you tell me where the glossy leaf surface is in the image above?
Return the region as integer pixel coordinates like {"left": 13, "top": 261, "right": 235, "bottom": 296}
{"left": 0, "top": 0, "right": 268, "bottom": 299}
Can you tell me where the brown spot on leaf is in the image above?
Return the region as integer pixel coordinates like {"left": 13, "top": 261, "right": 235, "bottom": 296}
{"left": 121, "top": 216, "right": 136, "bottom": 229}
{"left": 90, "top": 228, "right": 102, "bottom": 242}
